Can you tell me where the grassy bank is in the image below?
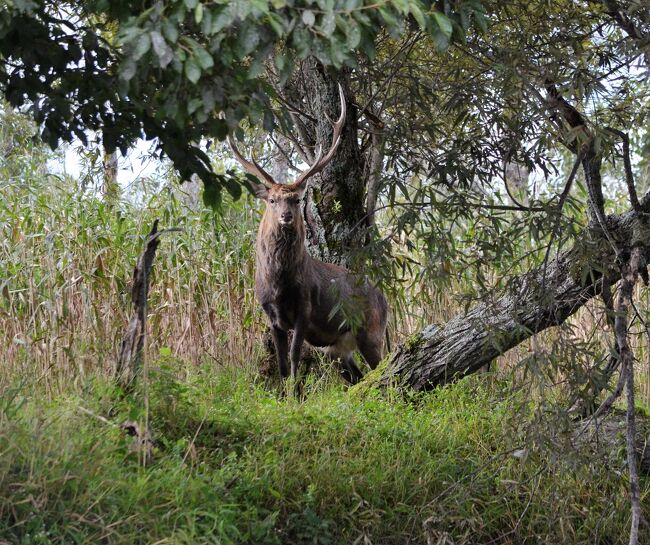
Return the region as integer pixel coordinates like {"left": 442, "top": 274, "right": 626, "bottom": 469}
{"left": 1, "top": 366, "right": 646, "bottom": 545}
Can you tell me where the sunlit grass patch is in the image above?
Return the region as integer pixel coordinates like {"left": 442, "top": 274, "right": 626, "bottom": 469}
{"left": 1, "top": 369, "right": 646, "bottom": 545}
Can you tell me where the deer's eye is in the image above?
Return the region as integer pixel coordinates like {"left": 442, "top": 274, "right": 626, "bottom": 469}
{"left": 269, "top": 198, "right": 275, "bottom": 204}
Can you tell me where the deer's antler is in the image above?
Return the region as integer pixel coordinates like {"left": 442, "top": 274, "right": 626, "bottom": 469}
{"left": 227, "top": 134, "right": 276, "bottom": 189}
{"left": 227, "top": 82, "right": 346, "bottom": 191}
{"left": 288, "top": 83, "right": 346, "bottom": 190}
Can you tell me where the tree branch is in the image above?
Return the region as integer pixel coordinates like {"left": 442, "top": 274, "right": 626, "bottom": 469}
{"left": 379, "top": 193, "right": 650, "bottom": 391}
{"left": 615, "top": 246, "right": 642, "bottom": 545}
{"left": 606, "top": 126, "right": 641, "bottom": 212}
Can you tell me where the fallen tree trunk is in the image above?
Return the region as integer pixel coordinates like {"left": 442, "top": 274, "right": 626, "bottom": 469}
{"left": 379, "top": 201, "right": 650, "bottom": 391}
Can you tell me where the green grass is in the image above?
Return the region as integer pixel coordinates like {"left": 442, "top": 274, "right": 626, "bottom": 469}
{"left": 1, "top": 367, "right": 647, "bottom": 545}
{"left": 1, "top": 106, "right": 649, "bottom": 545}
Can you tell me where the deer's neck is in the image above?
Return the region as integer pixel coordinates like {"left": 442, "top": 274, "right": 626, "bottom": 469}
{"left": 257, "top": 220, "right": 308, "bottom": 281}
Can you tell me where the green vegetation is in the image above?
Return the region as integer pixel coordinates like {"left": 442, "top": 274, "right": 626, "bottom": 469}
{"left": 0, "top": 161, "right": 261, "bottom": 388}
{"left": 0, "top": 0, "right": 485, "bottom": 201}
{"left": 1, "top": 106, "right": 649, "bottom": 544}
{"left": 2, "top": 1, "right": 650, "bottom": 540}
{"left": 2, "top": 368, "right": 646, "bottom": 545}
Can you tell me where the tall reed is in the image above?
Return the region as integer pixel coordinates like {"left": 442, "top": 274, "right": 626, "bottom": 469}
{"left": 0, "top": 173, "right": 263, "bottom": 392}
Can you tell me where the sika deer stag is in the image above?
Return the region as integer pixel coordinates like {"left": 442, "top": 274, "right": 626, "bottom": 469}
{"left": 228, "top": 84, "right": 388, "bottom": 384}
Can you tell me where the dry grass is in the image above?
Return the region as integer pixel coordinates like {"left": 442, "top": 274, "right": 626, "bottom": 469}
{"left": 3, "top": 170, "right": 650, "bottom": 406}
{"left": 0, "top": 176, "right": 263, "bottom": 391}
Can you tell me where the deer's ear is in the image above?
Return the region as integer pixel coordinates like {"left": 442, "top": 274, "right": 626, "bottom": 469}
{"left": 295, "top": 183, "right": 308, "bottom": 198}
{"left": 247, "top": 180, "right": 269, "bottom": 200}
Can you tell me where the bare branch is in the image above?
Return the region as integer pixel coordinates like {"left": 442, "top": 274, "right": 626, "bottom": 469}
{"left": 606, "top": 126, "right": 641, "bottom": 212}
{"left": 615, "top": 246, "right": 643, "bottom": 545}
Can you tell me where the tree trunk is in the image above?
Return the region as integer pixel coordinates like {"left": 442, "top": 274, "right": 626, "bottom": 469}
{"left": 300, "top": 59, "right": 367, "bottom": 267}
{"left": 115, "top": 221, "right": 160, "bottom": 389}
{"left": 102, "top": 147, "right": 120, "bottom": 204}
{"left": 379, "top": 201, "right": 650, "bottom": 390}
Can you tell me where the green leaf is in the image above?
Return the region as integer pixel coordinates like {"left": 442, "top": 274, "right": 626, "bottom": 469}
{"left": 202, "top": 180, "right": 222, "bottom": 210}
{"left": 409, "top": 4, "right": 426, "bottom": 30}
{"left": 248, "top": 57, "right": 264, "bottom": 78}
{"left": 431, "top": 28, "right": 450, "bottom": 51}
{"left": 194, "top": 3, "right": 203, "bottom": 24}
{"left": 392, "top": 0, "right": 410, "bottom": 15}
{"left": 249, "top": 0, "right": 271, "bottom": 14}
{"left": 201, "top": 7, "right": 213, "bottom": 33}
{"left": 433, "top": 11, "right": 453, "bottom": 38}
{"left": 151, "top": 31, "right": 174, "bottom": 68}
{"left": 13, "top": 0, "right": 38, "bottom": 12}
{"left": 346, "top": 21, "right": 361, "bottom": 48}
{"left": 302, "top": 10, "right": 316, "bottom": 27}
{"left": 133, "top": 32, "right": 151, "bottom": 60}
{"left": 358, "top": 30, "right": 376, "bottom": 60}
{"left": 378, "top": 6, "right": 398, "bottom": 28}
{"left": 119, "top": 60, "right": 137, "bottom": 81}
{"left": 235, "top": 23, "right": 260, "bottom": 56}
{"left": 211, "top": 6, "right": 235, "bottom": 33}
{"left": 161, "top": 19, "right": 179, "bottom": 43}
{"left": 184, "top": 0, "right": 198, "bottom": 8}
{"left": 224, "top": 176, "right": 242, "bottom": 200}
{"left": 474, "top": 11, "right": 488, "bottom": 33}
{"left": 275, "top": 54, "right": 285, "bottom": 71}
{"left": 185, "top": 57, "right": 201, "bottom": 83}
{"left": 263, "top": 107, "right": 274, "bottom": 132}
{"left": 267, "top": 12, "right": 286, "bottom": 36}
{"left": 188, "top": 97, "right": 202, "bottom": 114}
{"left": 195, "top": 47, "right": 214, "bottom": 70}
{"left": 275, "top": 52, "right": 293, "bottom": 85}
{"left": 330, "top": 38, "right": 347, "bottom": 67}
{"left": 201, "top": 87, "right": 216, "bottom": 112}
{"left": 320, "top": 13, "right": 336, "bottom": 36}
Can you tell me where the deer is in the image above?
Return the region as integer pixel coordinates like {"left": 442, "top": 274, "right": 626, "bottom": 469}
{"left": 227, "top": 84, "right": 388, "bottom": 384}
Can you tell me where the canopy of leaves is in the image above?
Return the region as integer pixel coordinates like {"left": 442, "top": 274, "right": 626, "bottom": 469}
{"left": 0, "top": 0, "right": 486, "bottom": 205}
{"left": 346, "top": 0, "right": 649, "bottom": 301}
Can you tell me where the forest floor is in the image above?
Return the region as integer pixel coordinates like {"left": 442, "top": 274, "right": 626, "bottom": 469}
{"left": 1, "top": 361, "right": 648, "bottom": 545}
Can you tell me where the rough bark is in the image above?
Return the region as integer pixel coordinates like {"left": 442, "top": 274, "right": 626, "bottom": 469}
{"left": 300, "top": 59, "right": 367, "bottom": 267}
{"left": 115, "top": 221, "right": 160, "bottom": 388}
{"left": 379, "top": 201, "right": 650, "bottom": 390}
{"left": 102, "top": 146, "right": 120, "bottom": 205}
{"left": 365, "top": 111, "right": 385, "bottom": 231}
{"left": 114, "top": 221, "right": 184, "bottom": 389}
{"left": 616, "top": 246, "right": 643, "bottom": 545}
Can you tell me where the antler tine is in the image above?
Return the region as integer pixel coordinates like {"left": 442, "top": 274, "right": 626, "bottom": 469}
{"left": 227, "top": 133, "right": 276, "bottom": 189}
{"left": 290, "top": 83, "right": 347, "bottom": 189}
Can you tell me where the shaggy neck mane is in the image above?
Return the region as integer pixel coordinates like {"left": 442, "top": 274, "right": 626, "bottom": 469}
{"left": 258, "top": 220, "right": 307, "bottom": 279}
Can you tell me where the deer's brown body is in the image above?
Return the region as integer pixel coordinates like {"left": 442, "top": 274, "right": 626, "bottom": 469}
{"left": 229, "top": 85, "right": 388, "bottom": 382}
{"left": 255, "top": 186, "right": 388, "bottom": 381}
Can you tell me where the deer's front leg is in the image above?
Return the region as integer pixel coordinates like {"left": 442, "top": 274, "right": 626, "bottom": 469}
{"left": 271, "top": 326, "right": 289, "bottom": 378}
{"left": 290, "top": 317, "right": 306, "bottom": 379}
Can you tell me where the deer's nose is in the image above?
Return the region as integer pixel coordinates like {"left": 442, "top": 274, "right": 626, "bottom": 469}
{"left": 280, "top": 212, "right": 293, "bottom": 223}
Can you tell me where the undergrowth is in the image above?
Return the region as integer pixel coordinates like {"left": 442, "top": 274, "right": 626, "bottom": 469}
{"left": 1, "top": 367, "right": 647, "bottom": 545}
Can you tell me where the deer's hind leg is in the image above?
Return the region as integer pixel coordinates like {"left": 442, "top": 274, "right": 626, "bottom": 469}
{"left": 322, "top": 332, "right": 364, "bottom": 384}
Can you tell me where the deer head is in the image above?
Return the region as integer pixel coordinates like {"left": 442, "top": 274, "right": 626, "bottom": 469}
{"left": 228, "top": 84, "right": 346, "bottom": 231}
